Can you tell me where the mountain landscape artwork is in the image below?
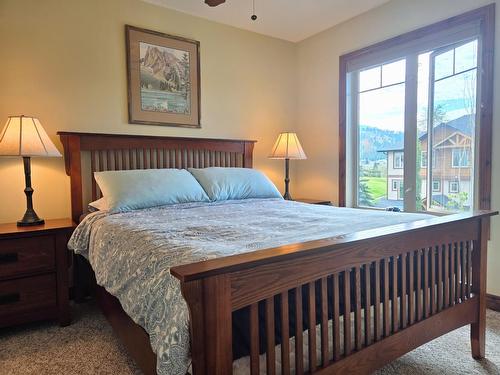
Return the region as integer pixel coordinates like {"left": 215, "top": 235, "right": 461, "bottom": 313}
{"left": 126, "top": 25, "right": 200, "bottom": 127}
{"left": 139, "top": 42, "right": 191, "bottom": 115}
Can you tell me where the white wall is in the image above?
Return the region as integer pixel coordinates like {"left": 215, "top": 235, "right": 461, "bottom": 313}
{"left": 295, "top": 0, "right": 500, "bottom": 294}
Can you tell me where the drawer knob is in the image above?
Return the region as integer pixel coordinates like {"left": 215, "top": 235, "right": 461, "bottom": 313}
{"left": 0, "top": 253, "right": 18, "bottom": 264}
{"left": 0, "top": 292, "right": 20, "bottom": 305}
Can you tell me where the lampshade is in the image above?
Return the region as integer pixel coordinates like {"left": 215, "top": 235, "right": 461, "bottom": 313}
{"left": 269, "top": 132, "right": 307, "bottom": 160}
{"left": 0, "top": 116, "right": 61, "bottom": 157}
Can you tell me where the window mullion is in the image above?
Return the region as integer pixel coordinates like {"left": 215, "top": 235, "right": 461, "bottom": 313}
{"left": 403, "top": 54, "right": 418, "bottom": 212}
{"left": 348, "top": 72, "right": 359, "bottom": 207}
{"left": 426, "top": 52, "right": 437, "bottom": 211}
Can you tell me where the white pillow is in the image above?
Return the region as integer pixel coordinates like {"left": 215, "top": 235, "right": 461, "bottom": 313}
{"left": 94, "top": 169, "right": 209, "bottom": 212}
{"left": 188, "top": 167, "right": 282, "bottom": 201}
{"left": 88, "top": 197, "right": 108, "bottom": 212}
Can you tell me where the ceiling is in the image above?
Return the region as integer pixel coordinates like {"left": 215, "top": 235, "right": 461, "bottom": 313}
{"left": 142, "top": 0, "right": 391, "bottom": 42}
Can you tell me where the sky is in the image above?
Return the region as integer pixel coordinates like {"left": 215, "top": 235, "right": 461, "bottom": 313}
{"left": 358, "top": 39, "right": 477, "bottom": 132}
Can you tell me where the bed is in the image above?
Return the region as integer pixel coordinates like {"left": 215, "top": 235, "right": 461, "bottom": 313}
{"left": 58, "top": 131, "right": 496, "bottom": 375}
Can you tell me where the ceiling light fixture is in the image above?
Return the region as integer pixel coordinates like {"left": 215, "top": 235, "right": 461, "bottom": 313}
{"left": 251, "top": 0, "right": 257, "bottom": 21}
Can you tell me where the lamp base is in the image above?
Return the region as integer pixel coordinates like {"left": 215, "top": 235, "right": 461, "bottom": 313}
{"left": 17, "top": 156, "right": 45, "bottom": 227}
{"left": 283, "top": 192, "right": 293, "bottom": 201}
{"left": 17, "top": 209, "right": 44, "bottom": 227}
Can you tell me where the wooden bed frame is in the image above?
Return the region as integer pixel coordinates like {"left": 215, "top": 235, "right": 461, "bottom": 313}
{"left": 59, "top": 131, "right": 497, "bottom": 375}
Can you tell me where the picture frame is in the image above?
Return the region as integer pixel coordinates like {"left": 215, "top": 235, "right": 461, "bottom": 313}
{"left": 125, "top": 25, "right": 201, "bottom": 128}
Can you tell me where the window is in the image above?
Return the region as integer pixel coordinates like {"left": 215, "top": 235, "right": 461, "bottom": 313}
{"left": 450, "top": 180, "right": 460, "bottom": 193}
{"left": 452, "top": 148, "right": 470, "bottom": 167}
{"left": 394, "top": 152, "right": 404, "bottom": 169}
{"left": 340, "top": 5, "right": 493, "bottom": 213}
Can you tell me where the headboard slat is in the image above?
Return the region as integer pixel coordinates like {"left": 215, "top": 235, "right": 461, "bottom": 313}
{"left": 58, "top": 132, "right": 256, "bottom": 222}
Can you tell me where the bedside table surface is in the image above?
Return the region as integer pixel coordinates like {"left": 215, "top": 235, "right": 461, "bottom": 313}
{"left": 0, "top": 218, "right": 76, "bottom": 237}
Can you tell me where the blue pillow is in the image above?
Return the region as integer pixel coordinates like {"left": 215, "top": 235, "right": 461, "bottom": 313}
{"left": 94, "top": 169, "right": 209, "bottom": 212}
{"left": 188, "top": 167, "right": 283, "bottom": 201}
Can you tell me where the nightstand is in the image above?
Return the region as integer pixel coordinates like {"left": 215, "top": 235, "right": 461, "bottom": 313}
{"left": 295, "top": 198, "right": 333, "bottom": 206}
{"left": 0, "top": 218, "right": 75, "bottom": 328}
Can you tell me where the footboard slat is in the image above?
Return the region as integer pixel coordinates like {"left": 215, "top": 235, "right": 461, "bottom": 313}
{"left": 295, "top": 286, "right": 304, "bottom": 375}
{"left": 331, "top": 275, "right": 340, "bottom": 361}
{"left": 281, "top": 292, "right": 290, "bottom": 373}
{"left": 444, "top": 245, "right": 450, "bottom": 308}
{"left": 430, "top": 247, "right": 436, "bottom": 315}
{"left": 408, "top": 254, "right": 415, "bottom": 325}
{"left": 320, "top": 277, "right": 329, "bottom": 366}
{"left": 416, "top": 250, "right": 422, "bottom": 321}
{"left": 400, "top": 255, "right": 407, "bottom": 329}
{"left": 364, "top": 263, "right": 372, "bottom": 346}
{"left": 265, "top": 297, "right": 275, "bottom": 375}
{"left": 308, "top": 281, "right": 317, "bottom": 371}
{"left": 451, "top": 243, "right": 456, "bottom": 306}
{"left": 391, "top": 257, "right": 398, "bottom": 333}
{"left": 354, "top": 267, "right": 362, "bottom": 350}
{"left": 467, "top": 241, "right": 472, "bottom": 297}
{"left": 374, "top": 260, "right": 381, "bottom": 341}
{"left": 249, "top": 303, "right": 259, "bottom": 375}
{"left": 460, "top": 242, "right": 466, "bottom": 301}
{"left": 343, "top": 270, "right": 352, "bottom": 356}
{"left": 172, "top": 213, "right": 495, "bottom": 375}
{"left": 437, "top": 246, "right": 443, "bottom": 311}
{"left": 456, "top": 243, "right": 461, "bottom": 304}
{"left": 423, "top": 248, "right": 430, "bottom": 318}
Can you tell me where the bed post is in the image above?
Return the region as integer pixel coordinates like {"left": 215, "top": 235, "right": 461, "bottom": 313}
{"left": 59, "top": 133, "right": 83, "bottom": 223}
{"left": 243, "top": 141, "right": 254, "bottom": 168}
{"left": 181, "top": 275, "right": 233, "bottom": 375}
{"left": 471, "top": 217, "right": 489, "bottom": 358}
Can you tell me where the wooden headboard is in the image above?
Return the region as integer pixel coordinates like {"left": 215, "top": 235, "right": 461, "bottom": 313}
{"left": 58, "top": 132, "right": 256, "bottom": 222}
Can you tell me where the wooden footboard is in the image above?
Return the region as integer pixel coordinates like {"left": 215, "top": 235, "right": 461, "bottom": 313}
{"left": 171, "top": 211, "right": 496, "bottom": 374}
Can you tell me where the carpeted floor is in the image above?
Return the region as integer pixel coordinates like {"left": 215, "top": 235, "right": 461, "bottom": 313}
{"left": 1, "top": 303, "right": 499, "bottom": 374}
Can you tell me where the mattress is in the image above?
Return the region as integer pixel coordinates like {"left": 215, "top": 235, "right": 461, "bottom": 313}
{"left": 68, "top": 198, "right": 429, "bottom": 375}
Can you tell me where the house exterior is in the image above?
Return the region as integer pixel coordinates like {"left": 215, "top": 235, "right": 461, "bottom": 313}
{"left": 379, "top": 115, "right": 473, "bottom": 210}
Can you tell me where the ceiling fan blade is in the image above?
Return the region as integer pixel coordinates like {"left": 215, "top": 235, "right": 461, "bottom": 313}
{"left": 205, "top": 0, "right": 225, "bottom": 6}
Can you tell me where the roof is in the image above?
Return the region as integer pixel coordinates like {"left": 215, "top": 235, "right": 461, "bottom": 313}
{"left": 419, "top": 114, "right": 474, "bottom": 140}
{"left": 377, "top": 114, "right": 474, "bottom": 153}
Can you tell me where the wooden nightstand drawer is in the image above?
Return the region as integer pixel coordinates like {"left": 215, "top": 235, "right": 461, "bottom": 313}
{"left": 0, "top": 235, "right": 55, "bottom": 280}
{"left": 0, "top": 274, "right": 57, "bottom": 325}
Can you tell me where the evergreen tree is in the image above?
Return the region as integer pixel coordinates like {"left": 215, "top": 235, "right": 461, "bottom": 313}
{"left": 359, "top": 178, "right": 375, "bottom": 207}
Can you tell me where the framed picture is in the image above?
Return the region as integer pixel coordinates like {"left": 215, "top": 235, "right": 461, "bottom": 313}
{"left": 126, "top": 25, "right": 201, "bottom": 128}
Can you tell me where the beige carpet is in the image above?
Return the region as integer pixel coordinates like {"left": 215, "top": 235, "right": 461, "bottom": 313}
{"left": 1, "top": 303, "right": 499, "bottom": 374}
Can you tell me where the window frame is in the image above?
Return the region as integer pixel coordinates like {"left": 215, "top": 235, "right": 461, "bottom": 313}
{"left": 338, "top": 4, "right": 494, "bottom": 212}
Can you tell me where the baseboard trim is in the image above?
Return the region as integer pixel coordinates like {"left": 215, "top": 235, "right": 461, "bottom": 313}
{"left": 487, "top": 294, "right": 500, "bottom": 312}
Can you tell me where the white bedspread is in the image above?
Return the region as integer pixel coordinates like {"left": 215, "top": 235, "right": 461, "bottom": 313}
{"left": 68, "top": 198, "right": 429, "bottom": 375}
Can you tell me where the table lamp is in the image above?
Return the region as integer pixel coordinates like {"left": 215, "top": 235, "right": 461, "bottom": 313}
{"left": 269, "top": 132, "right": 307, "bottom": 200}
{"left": 0, "top": 115, "right": 61, "bottom": 226}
